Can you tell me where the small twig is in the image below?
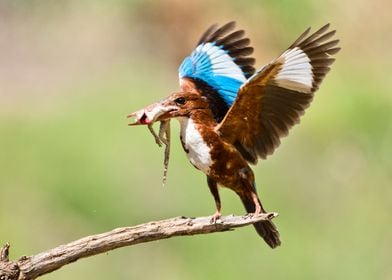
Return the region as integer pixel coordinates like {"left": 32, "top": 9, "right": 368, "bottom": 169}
{"left": 0, "top": 243, "right": 10, "bottom": 262}
{"left": 0, "top": 243, "right": 20, "bottom": 280}
{"left": 0, "top": 213, "right": 277, "bottom": 280}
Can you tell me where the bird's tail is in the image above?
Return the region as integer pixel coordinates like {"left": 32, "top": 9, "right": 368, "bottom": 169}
{"left": 240, "top": 196, "right": 281, "bottom": 248}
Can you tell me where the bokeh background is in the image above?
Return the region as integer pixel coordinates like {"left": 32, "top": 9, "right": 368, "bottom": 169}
{"left": 1, "top": 0, "right": 391, "bottom": 279}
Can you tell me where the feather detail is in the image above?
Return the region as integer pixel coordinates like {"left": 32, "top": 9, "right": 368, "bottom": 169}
{"left": 218, "top": 24, "right": 340, "bottom": 163}
{"left": 179, "top": 22, "right": 255, "bottom": 108}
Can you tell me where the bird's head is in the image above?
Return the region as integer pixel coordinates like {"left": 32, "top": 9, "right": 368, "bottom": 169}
{"left": 157, "top": 92, "right": 210, "bottom": 120}
{"left": 128, "top": 92, "right": 210, "bottom": 125}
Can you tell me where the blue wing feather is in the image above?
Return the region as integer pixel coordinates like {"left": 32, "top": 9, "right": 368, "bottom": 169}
{"left": 179, "top": 43, "right": 245, "bottom": 106}
{"left": 178, "top": 22, "right": 255, "bottom": 107}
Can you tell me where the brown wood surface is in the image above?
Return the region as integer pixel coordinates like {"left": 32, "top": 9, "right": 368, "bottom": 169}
{"left": 0, "top": 213, "right": 277, "bottom": 280}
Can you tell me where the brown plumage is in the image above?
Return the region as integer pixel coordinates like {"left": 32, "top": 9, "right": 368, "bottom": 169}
{"left": 152, "top": 92, "right": 280, "bottom": 248}
{"left": 128, "top": 23, "right": 340, "bottom": 249}
{"left": 217, "top": 24, "right": 340, "bottom": 163}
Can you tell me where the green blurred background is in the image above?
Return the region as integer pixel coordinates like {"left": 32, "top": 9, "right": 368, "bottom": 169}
{"left": 1, "top": 0, "right": 391, "bottom": 279}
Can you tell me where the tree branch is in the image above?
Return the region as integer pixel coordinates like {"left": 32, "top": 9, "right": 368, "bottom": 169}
{"left": 0, "top": 213, "right": 277, "bottom": 280}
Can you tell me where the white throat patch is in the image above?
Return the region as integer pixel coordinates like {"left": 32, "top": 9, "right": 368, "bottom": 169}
{"left": 178, "top": 117, "right": 212, "bottom": 174}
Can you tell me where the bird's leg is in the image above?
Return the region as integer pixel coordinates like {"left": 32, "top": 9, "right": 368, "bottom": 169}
{"left": 238, "top": 167, "right": 263, "bottom": 217}
{"left": 207, "top": 177, "right": 222, "bottom": 223}
{"left": 241, "top": 191, "right": 263, "bottom": 219}
{"left": 251, "top": 191, "right": 262, "bottom": 215}
{"left": 159, "top": 120, "right": 171, "bottom": 187}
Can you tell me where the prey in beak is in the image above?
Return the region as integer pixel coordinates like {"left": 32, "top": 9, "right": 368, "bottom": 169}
{"left": 127, "top": 102, "right": 175, "bottom": 127}
{"left": 127, "top": 101, "right": 176, "bottom": 187}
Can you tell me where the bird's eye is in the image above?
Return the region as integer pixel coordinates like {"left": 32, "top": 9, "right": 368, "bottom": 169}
{"left": 174, "top": 97, "right": 186, "bottom": 105}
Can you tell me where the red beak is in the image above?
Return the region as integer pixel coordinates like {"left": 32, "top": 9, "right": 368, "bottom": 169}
{"left": 127, "top": 102, "right": 176, "bottom": 126}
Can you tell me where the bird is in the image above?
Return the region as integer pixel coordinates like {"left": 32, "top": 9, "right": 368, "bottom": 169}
{"left": 129, "top": 21, "right": 340, "bottom": 248}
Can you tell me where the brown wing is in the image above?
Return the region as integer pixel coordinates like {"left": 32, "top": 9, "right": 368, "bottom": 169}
{"left": 216, "top": 24, "right": 340, "bottom": 164}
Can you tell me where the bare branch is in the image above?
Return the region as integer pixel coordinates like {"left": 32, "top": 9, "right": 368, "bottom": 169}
{"left": 0, "top": 213, "right": 277, "bottom": 280}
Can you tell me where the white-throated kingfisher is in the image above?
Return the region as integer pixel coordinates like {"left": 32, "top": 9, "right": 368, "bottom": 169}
{"left": 128, "top": 22, "right": 340, "bottom": 248}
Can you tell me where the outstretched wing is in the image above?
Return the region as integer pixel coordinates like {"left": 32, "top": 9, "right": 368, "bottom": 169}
{"left": 217, "top": 24, "right": 340, "bottom": 164}
{"left": 179, "top": 21, "right": 255, "bottom": 121}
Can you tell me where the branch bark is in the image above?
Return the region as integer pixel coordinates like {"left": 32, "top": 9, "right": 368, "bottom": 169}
{"left": 0, "top": 213, "right": 277, "bottom": 280}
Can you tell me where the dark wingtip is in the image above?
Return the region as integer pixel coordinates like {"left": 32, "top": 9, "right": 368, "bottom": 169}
{"left": 196, "top": 21, "right": 256, "bottom": 78}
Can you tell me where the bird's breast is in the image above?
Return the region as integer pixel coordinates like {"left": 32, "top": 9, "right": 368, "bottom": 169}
{"left": 179, "top": 117, "right": 213, "bottom": 174}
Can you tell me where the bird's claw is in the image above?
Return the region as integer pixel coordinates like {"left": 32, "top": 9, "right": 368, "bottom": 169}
{"left": 244, "top": 210, "right": 262, "bottom": 219}
{"left": 244, "top": 213, "right": 254, "bottom": 219}
{"left": 210, "top": 212, "right": 222, "bottom": 224}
